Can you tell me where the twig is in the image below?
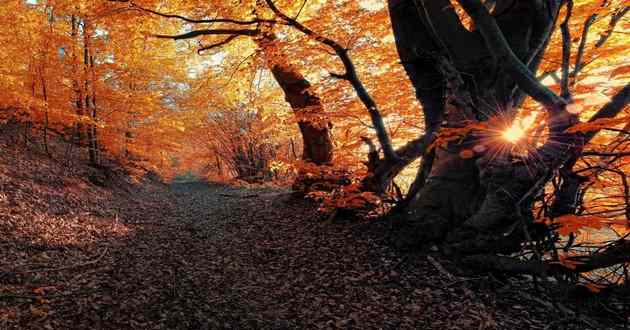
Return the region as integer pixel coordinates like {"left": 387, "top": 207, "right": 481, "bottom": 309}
{"left": 18, "top": 248, "right": 109, "bottom": 274}
{"left": 427, "top": 255, "right": 456, "bottom": 281}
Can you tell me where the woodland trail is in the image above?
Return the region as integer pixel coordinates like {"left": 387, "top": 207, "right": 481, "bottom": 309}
{"left": 2, "top": 180, "right": 622, "bottom": 329}
{"left": 75, "top": 183, "right": 602, "bottom": 329}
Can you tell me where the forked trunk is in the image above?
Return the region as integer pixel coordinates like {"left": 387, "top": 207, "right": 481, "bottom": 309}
{"left": 386, "top": 0, "right": 561, "bottom": 254}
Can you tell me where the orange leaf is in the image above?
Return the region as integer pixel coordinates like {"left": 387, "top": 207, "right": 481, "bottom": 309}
{"left": 584, "top": 283, "right": 603, "bottom": 294}
{"left": 610, "top": 65, "right": 630, "bottom": 79}
{"left": 459, "top": 149, "right": 475, "bottom": 159}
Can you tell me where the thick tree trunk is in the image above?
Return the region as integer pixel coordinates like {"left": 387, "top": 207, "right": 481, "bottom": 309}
{"left": 357, "top": 1, "right": 448, "bottom": 195}
{"left": 391, "top": 147, "right": 485, "bottom": 249}
{"left": 257, "top": 35, "right": 333, "bottom": 166}
{"left": 385, "top": 0, "right": 630, "bottom": 264}
{"left": 386, "top": 0, "right": 559, "bottom": 253}
{"left": 269, "top": 65, "right": 333, "bottom": 165}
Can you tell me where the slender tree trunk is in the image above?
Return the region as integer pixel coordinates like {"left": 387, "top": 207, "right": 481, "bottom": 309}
{"left": 83, "top": 20, "right": 99, "bottom": 166}
{"left": 70, "top": 15, "right": 85, "bottom": 147}
{"left": 38, "top": 65, "right": 50, "bottom": 156}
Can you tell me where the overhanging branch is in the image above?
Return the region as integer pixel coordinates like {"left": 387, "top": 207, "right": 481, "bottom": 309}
{"left": 110, "top": 0, "right": 278, "bottom": 25}
{"left": 583, "top": 83, "right": 630, "bottom": 144}
{"left": 154, "top": 29, "right": 259, "bottom": 40}
{"left": 595, "top": 6, "right": 629, "bottom": 47}
{"left": 263, "top": 0, "right": 400, "bottom": 163}
{"left": 458, "top": 0, "right": 566, "bottom": 113}
{"left": 198, "top": 35, "right": 241, "bottom": 53}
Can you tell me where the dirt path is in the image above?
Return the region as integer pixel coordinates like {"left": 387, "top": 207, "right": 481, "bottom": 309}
{"left": 2, "top": 181, "right": 623, "bottom": 329}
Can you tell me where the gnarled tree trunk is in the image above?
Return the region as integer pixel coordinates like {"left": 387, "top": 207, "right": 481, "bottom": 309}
{"left": 388, "top": 0, "right": 564, "bottom": 253}
{"left": 386, "top": 0, "right": 630, "bottom": 260}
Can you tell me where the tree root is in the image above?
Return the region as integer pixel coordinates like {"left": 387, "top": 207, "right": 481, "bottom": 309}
{"left": 462, "top": 239, "right": 630, "bottom": 276}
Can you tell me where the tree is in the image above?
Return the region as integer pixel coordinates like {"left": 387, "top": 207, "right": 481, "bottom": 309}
{"left": 386, "top": 0, "right": 629, "bottom": 258}
{"left": 0, "top": 0, "right": 187, "bottom": 176}
{"left": 122, "top": 0, "right": 335, "bottom": 168}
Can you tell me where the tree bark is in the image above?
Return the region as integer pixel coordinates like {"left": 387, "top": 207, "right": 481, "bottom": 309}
{"left": 257, "top": 35, "right": 334, "bottom": 166}
{"left": 84, "top": 21, "right": 99, "bottom": 166}
{"left": 388, "top": 0, "right": 562, "bottom": 253}
{"left": 362, "top": 136, "right": 426, "bottom": 194}
{"left": 386, "top": 0, "right": 630, "bottom": 262}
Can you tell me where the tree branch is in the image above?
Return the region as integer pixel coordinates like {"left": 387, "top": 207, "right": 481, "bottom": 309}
{"left": 362, "top": 136, "right": 427, "bottom": 193}
{"left": 153, "top": 29, "right": 259, "bottom": 40}
{"left": 464, "top": 239, "right": 630, "bottom": 276}
{"left": 572, "top": 11, "right": 599, "bottom": 81}
{"left": 410, "top": 0, "right": 473, "bottom": 62}
{"left": 582, "top": 151, "right": 630, "bottom": 157}
{"left": 526, "top": 0, "right": 560, "bottom": 65}
{"left": 550, "top": 83, "right": 630, "bottom": 216}
{"left": 197, "top": 35, "right": 241, "bottom": 53}
{"left": 111, "top": 0, "right": 279, "bottom": 25}
{"left": 583, "top": 83, "right": 630, "bottom": 144}
{"left": 263, "top": 0, "right": 400, "bottom": 162}
{"left": 458, "top": 0, "right": 567, "bottom": 113}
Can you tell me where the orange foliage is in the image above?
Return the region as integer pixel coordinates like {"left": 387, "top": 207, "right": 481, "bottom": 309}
{"left": 0, "top": 0, "right": 627, "bottom": 230}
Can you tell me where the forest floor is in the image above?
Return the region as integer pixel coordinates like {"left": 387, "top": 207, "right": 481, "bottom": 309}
{"left": 1, "top": 141, "right": 628, "bottom": 329}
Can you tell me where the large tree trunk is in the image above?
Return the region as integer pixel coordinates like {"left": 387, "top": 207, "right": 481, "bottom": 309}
{"left": 387, "top": 0, "right": 560, "bottom": 253}
{"left": 256, "top": 35, "right": 333, "bottom": 166}
{"left": 386, "top": 0, "right": 630, "bottom": 262}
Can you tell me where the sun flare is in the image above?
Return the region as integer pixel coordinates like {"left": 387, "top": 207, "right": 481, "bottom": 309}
{"left": 502, "top": 113, "right": 537, "bottom": 143}
{"left": 502, "top": 126, "right": 525, "bottom": 143}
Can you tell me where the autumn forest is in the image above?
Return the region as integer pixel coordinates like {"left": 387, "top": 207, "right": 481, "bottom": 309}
{"left": 1, "top": 0, "right": 629, "bottom": 328}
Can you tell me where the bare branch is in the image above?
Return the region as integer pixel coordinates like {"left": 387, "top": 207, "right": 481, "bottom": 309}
{"left": 525, "top": 0, "right": 560, "bottom": 66}
{"left": 549, "top": 83, "right": 630, "bottom": 216}
{"left": 111, "top": 0, "right": 279, "bottom": 25}
{"left": 198, "top": 35, "right": 241, "bottom": 54}
{"left": 607, "top": 168, "right": 630, "bottom": 222}
{"left": 572, "top": 12, "right": 598, "bottom": 80}
{"left": 362, "top": 136, "right": 427, "bottom": 193}
{"left": 464, "top": 239, "right": 630, "bottom": 275}
{"left": 153, "top": 29, "right": 259, "bottom": 40}
{"left": 583, "top": 83, "right": 630, "bottom": 144}
{"left": 328, "top": 71, "right": 349, "bottom": 80}
{"left": 582, "top": 151, "right": 630, "bottom": 157}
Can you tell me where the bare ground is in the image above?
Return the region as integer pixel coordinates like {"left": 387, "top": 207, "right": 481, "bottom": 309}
{"left": 1, "top": 143, "right": 628, "bottom": 329}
